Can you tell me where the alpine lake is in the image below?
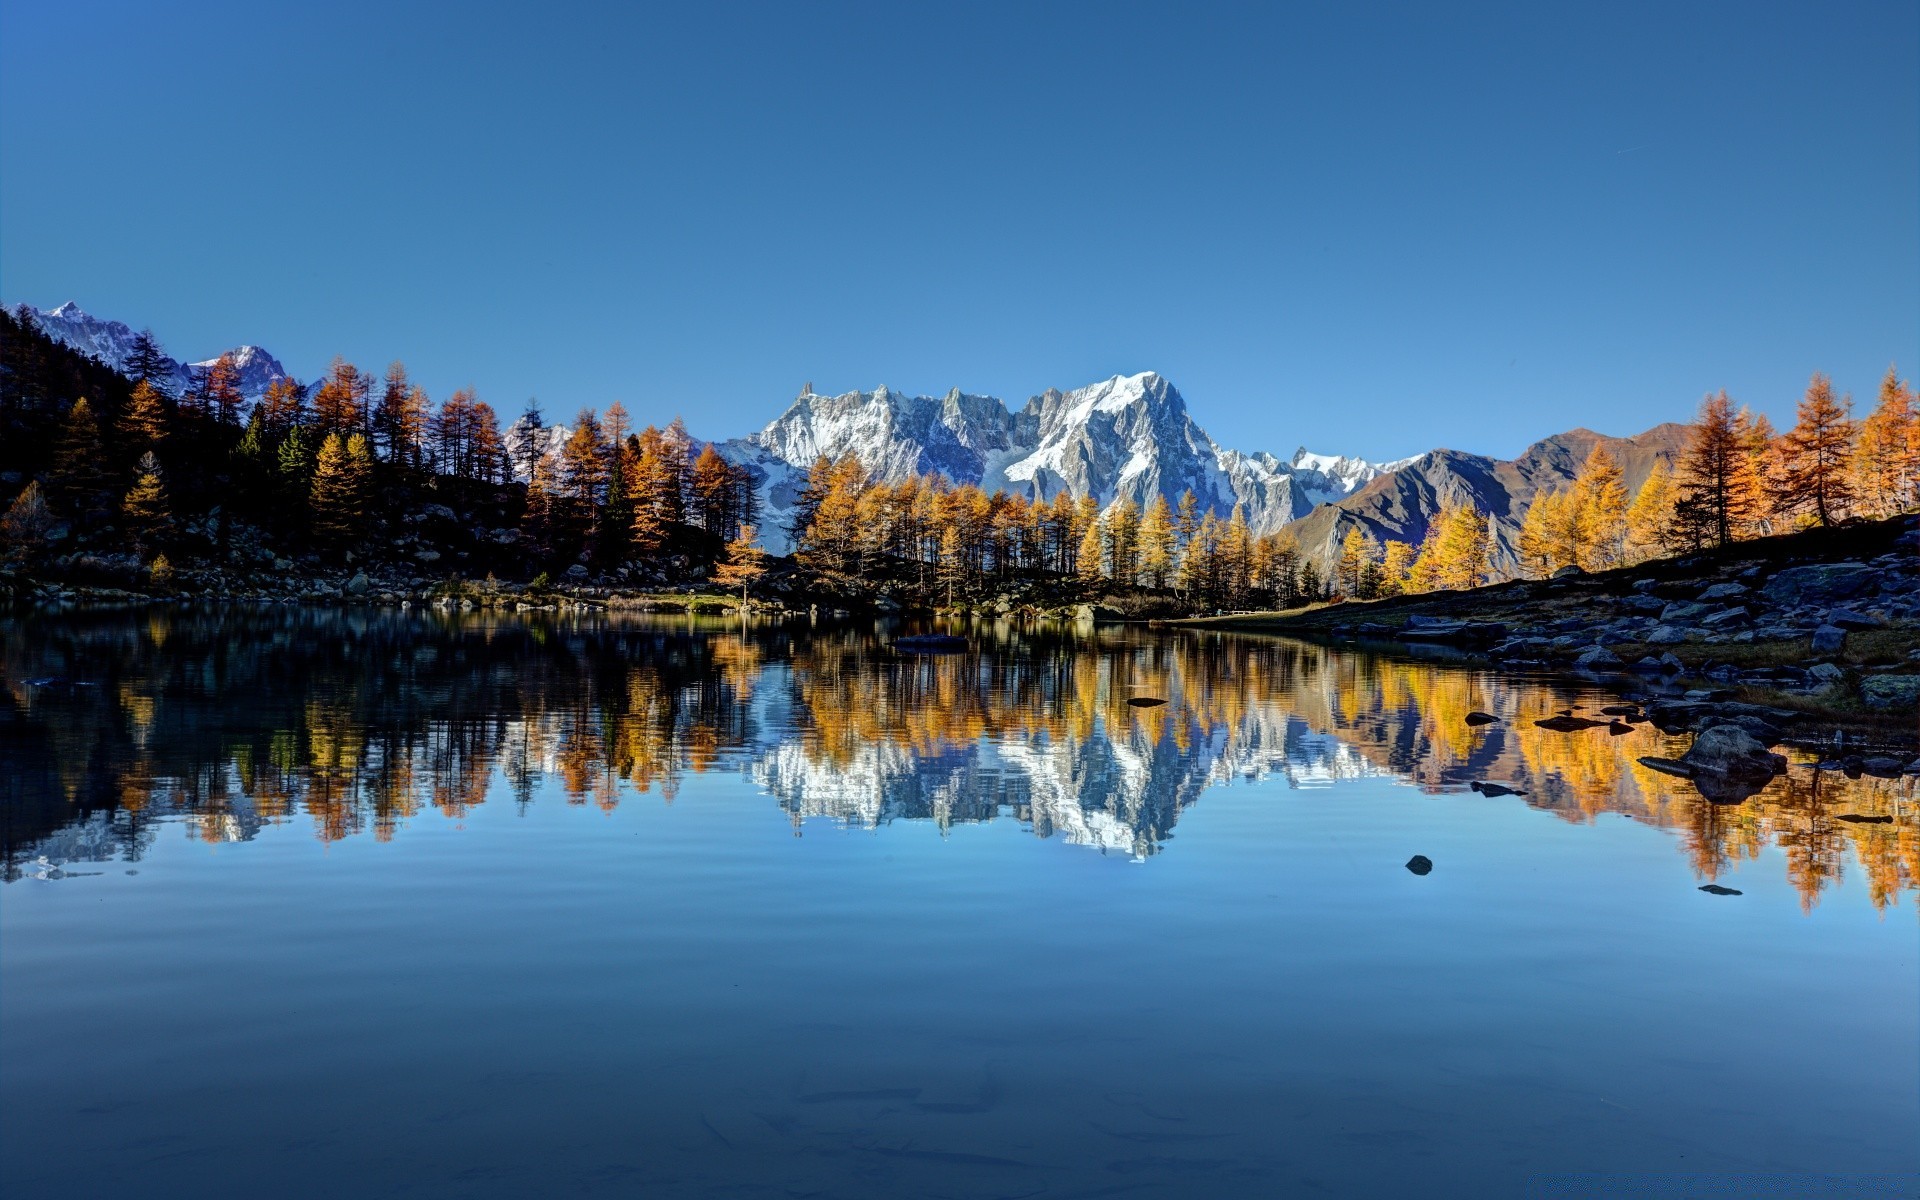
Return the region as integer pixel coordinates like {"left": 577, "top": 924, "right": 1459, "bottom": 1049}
{"left": 2, "top": 608, "right": 1915, "bottom": 1199}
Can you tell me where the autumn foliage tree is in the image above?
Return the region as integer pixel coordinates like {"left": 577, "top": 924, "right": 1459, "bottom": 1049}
{"left": 1775, "top": 373, "right": 1855, "bottom": 526}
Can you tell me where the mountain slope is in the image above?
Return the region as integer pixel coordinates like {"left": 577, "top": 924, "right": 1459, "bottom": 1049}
{"left": 715, "top": 372, "right": 1398, "bottom": 549}
{"left": 24, "top": 301, "right": 295, "bottom": 401}
{"left": 1286, "top": 423, "right": 1691, "bottom": 572}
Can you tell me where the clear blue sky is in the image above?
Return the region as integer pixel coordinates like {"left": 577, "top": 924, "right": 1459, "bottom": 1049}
{"left": 2, "top": 0, "right": 1914, "bottom": 461}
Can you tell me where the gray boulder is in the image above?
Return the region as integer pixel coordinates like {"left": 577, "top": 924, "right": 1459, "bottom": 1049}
{"left": 1645, "top": 626, "right": 1690, "bottom": 645}
{"left": 1810, "top": 624, "right": 1847, "bottom": 654}
{"left": 1761, "top": 563, "right": 1874, "bottom": 605}
{"left": 1678, "top": 725, "right": 1787, "bottom": 803}
{"left": 1698, "top": 582, "right": 1750, "bottom": 601}
{"left": 1574, "top": 646, "right": 1623, "bottom": 669}
{"left": 1661, "top": 601, "right": 1713, "bottom": 622}
{"left": 1860, "top": 675, "right": 1920, "bottom": 711}
{"left": 1826, "top": 608, "right": 1884, "bottom": 631}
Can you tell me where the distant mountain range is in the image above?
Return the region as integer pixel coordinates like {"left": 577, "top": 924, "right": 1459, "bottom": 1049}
{"left": 28, "top": 301, "right": 293, "bottom": 402}
{"left": 15, "top": 299, "right": 1689, "bottom": 568}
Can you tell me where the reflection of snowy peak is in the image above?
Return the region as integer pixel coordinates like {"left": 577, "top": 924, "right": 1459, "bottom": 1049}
{"left": 25, "top": 301, "right": 295, "bottom": 401}
{"left": 717, "top": 372, "right": 1397, "bottom": 550}
{"left": 744, "top": 701, "right": 1396, "bottom": 857}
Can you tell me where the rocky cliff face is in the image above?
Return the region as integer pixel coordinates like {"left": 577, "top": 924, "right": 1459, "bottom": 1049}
{"left": 1285, "top": 424, "right": 1692, "bottom": 572}
{"left": 716, "top": 371, "right": 1398, "bottom": 549}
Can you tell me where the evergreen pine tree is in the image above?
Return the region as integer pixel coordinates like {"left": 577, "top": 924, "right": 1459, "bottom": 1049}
{"left": 49, "top": 397, "right": 112, "bottom": 516}
{"left": 124, "top": 329, "right": 172, "bottom": 394}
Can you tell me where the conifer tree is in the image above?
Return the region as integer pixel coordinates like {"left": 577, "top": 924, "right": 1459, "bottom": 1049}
{"left": 374, "top": 363, "right": 430, "bottom": 467}
{"left": 0, "top": 482, "right": 55, "bottom": 563}
{"left": 1219, "top": 505, "right": 1253, "bottom": 607}
{"left": 49, "top": 397, "right": 111, "bottom": 515}
{"left": 522, "top": 451, "right": 562, "bottom": 561}
{"left": 1337, "top": 527, "right": 1372, "bottom": 596}
{"left": 1733, "top": 407, "right": 1777, "bottom": 537}
{"left": 1070, "top": 494, "right": 1101, "bottom": 577}
{"left": 1624, "top": 461, "right": 1677, "bottom": 563}
{"left": 1419, "top": 503, "right": 1486, "bottom": 591}
{"left": 121, "top": 451, "right": 172, "bottom": 549}
{"left": 1105, "top": 497, "right": 1141, "bottom": 583}
{"left": 690, "top": 444, "right": 739, "bottom": 537}
{"left": 560, "top": 409, "right": 610, "bottom": 538}
{"left": 277, "top": 425, "right": 314, "bottom": 491}
{"left": 1517, "top": 490, "right": 1558, "bottom": 577}
{"left": 1852, "top": 365, "right": 1916, "bottom": 517}
{"left": 1775, "top": 373, "right": 1855, "bottom": 526}
{"left": 1676, "top": 390, "right": 1753, "bottom": 547}
{"left": 1174, "top": 490, "right": 1200, "bottom": 549}
{"left": 259, "top": 377, "right": 306, "bottom": 434}
{"left": 1296, "top": 557, "right": 1323, "bottom": 603}
{"left": 1380, "top": 539, "right": 1415, "bottom": 596}
{"left": 937, "top": 525, "right": 968, "bottom": 604}
{"left": 311, "top": 358, "right": 370, "bottom": 435}
{"left": 119, "top": 380, "right": 170, "bottom": 451}
{"left": 204, "top": 352, "right": 245, "bottom": 427}
{"left": 310, "top": 432, "right": 372, "bottom": 548}
{"left": 1571, "top": 445, "right": 1627, "bottom": 570}
{"left": 1077, "top": 512, "right": 1106, "bottom": 584}
{"left": 712, "top": 523, "right": 769, "bottom": 608}
{"left": 124, "top": 329, "right": 171, "bottom": 394}
{"left": 787, "top": 453, "right": 834, "bottom": 547}
{"left": 1138, "top": 494, "right": 1175, "bottom": 588}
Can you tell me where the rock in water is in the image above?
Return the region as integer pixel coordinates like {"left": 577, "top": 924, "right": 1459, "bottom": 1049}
{"left": 1835, "top": 814, "right": 1893, "bottom": 824}
{"left": 1464, "top": 711, "right": 1499, "bottom": 726}
{"left": 1405, "top": 855, "right": 1433, "bottom": 876}
{"left": 1126, "top": 697, "right": 1167, "bottom": 708}
{"left": 1534, "top": 715, "right": 1603, "bottom": 732}
{"left": 1678, "top": 725, "right": 1787, "bottom": 804}
{"left": 1698, "top": 884, "right": 1743, "bottom": 896}
{"left": 1469, "top": 781, "right": 1525, "bottom": 797}
{"left": 1636, "top": 756, "right": 1694, "bottom": 779}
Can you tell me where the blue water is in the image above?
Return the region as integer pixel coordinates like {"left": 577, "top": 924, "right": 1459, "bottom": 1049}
{"left": 2, "top": 610, "right": 1914, "bottom": 1198}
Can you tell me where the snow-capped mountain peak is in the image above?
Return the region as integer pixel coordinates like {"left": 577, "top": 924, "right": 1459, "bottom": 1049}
{"left": 17, "top": 301, "right": 296, "bottom": 403}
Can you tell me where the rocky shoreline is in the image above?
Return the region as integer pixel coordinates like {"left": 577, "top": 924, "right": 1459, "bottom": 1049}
{"left": 1184, "top": 515, "right": 1920, "bottom": 756}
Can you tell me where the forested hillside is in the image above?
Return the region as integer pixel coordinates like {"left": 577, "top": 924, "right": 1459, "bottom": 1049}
{"left": 2, "top": 302, "right": 1915, "bottom": 613}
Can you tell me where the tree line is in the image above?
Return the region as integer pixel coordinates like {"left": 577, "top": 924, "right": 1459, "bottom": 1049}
{"left": 0, "top": 307, "right": 760, "bottom": 581}
{"left": 2, "top": 302, "right": 1914, "bottom": 604}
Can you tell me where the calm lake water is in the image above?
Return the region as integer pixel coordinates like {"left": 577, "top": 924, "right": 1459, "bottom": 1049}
{"left": 2, "top": 609, "right": 1915, "bottom": 1199}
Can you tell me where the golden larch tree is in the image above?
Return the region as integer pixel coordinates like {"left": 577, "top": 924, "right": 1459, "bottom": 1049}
{"left": 1775, "top": 373, "right": 1855, "bottom": 526}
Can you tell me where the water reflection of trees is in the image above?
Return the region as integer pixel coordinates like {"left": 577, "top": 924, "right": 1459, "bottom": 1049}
{"left": 2, "top": 611, "right": 1912, "bottom": 909}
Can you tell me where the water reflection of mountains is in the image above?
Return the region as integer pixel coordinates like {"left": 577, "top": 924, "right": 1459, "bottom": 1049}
{"left": 3, "top": 610, "right": 1913, "bottom": 909}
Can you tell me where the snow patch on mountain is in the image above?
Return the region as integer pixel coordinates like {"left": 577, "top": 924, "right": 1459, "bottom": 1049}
{"left": 717, "top": 372, "right": 1399, "bottom": 549}
{"left": 20, "top": 300, "right": 296, "bottom": 403}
